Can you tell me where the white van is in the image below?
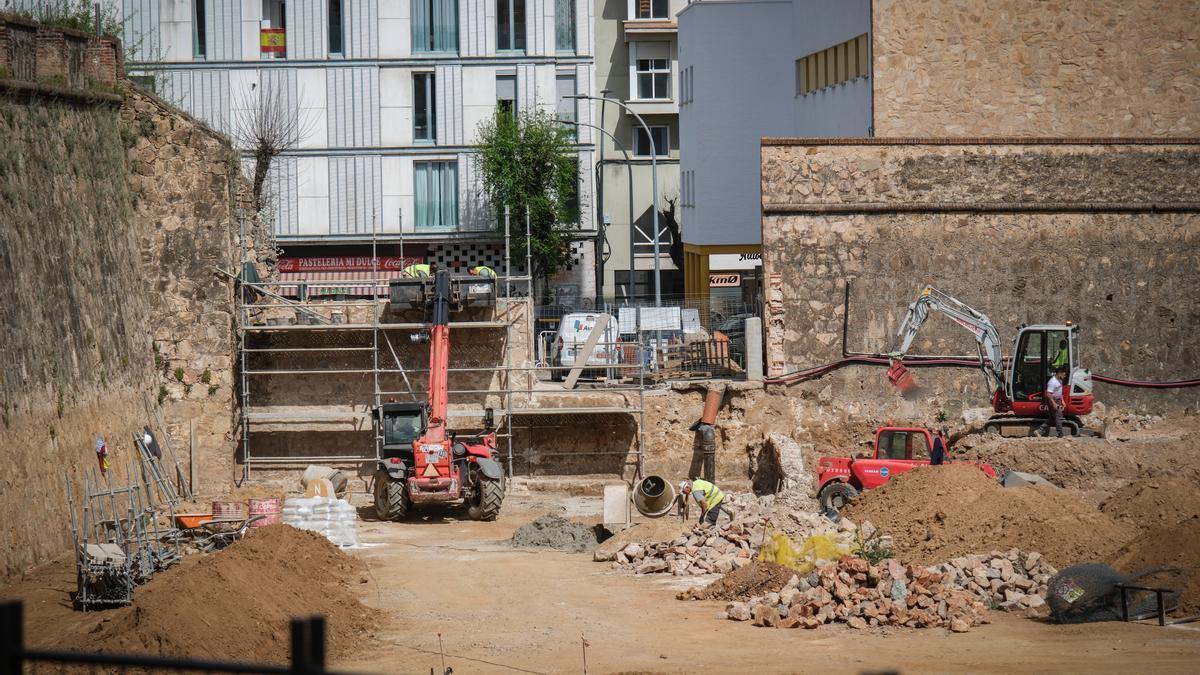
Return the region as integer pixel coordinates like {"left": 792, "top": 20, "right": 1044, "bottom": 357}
{"left": 550, "top": 312, "right": 620, "bottom": 381}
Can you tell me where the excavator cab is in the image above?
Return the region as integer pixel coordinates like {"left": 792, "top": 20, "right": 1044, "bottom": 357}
{"left": 1007, "top": 323, "right": 1094, "bottom": 420}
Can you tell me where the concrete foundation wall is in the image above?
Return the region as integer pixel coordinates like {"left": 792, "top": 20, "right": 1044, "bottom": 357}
{"left": 872, "top": 0, "right": 1200, "bottom": 136}
{"left": 760, "top": 140, "right": 1200, "bottom": 415}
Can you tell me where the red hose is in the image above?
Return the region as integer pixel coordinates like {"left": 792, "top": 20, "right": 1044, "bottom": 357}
{"left": 764, "top": 356, "right": 1200, "bottom": 388}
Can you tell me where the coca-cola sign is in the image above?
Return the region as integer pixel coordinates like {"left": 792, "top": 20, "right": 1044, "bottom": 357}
{"left": 277, "top": 256, "right": 423, "bottom": 273}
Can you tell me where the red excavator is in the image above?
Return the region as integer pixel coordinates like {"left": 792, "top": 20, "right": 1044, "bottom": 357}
{"left": 372, "top": 270, "right": 505, "bottom": 521}
{"left": 887, "top": 286, "right": 1095, "bottom": 436}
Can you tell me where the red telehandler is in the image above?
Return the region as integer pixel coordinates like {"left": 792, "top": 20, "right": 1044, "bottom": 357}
{"left": 372, "top": 270, "right": 505, "bottom": 521}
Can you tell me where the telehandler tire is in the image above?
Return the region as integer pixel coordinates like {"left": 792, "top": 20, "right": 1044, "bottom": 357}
{"left": 373, "top": 471, "right": 409, "bottom": 521}
{"left": 467, "top": 476, "right": 504, "bottom": 521}
{"left": 818, "top": 482, "right": 859, "bottom": 513}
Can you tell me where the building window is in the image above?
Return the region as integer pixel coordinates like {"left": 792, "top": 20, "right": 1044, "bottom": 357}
{"left": 636, "top": 58, "right": 670, "bottom": 99}
{"left": 414, "top": 73, "right": 437, "bottom": 142}
{"left": 413, "top": 0, "right": 459, "bottom": 53}
{"left": 635, "top": 0, "right": 668, "bottom": 20}
{"left": 497, "top": 0, "right": 526, "bottom": 52}
{"left": 797, "top": 33, "right": 869, "bottom": 95}
{"left": 496, "top": 74, "right": 516, "bottom": 116}
{"left": 192, "top": 0, "right": 207, "bottom": 59}
{"left": 414, "top": 161, "right": 459, "bottom": 230}
{"left": 329, "top": 0, "right": 344, "bottom": 54}
{"left": 555, "top": 0, "right": 575, "bottom": 53}
{"left": 556, "top": 74, "right": 576, "bottom": 137}
{"left": 633, "top": 125, "right": 668, "bottom": 157}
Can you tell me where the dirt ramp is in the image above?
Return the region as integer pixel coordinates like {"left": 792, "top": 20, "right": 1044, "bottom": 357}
{"left": 1101, "top": 478, "right": 1200, "bottom": 529}
{"left": 1108, "top": 517, "right": 1200, "bottom": 616}
{"left": 842, "top": 464, "right": 1135, "bottom": 567}
{"left": 79, "top": 525, "right": 376, "bottom": 664}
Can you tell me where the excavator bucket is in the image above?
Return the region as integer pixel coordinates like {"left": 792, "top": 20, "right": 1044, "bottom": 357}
{"left": 887, "top": 361, "right": 918, "bottom": 395}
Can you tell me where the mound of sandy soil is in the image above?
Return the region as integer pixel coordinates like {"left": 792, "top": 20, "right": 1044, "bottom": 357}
{"left": 78, "top": 525, "right": 377, "bottom": 663}
{"left": 957, "top": 417, "right": 1200, "bottom": 493}
{"left": 841, "top": 464, "right": 1135, "bottom": 567}
{"left": 678, "top": 561, "right": 795, "bottom": 601}
{"left": 1101, "top": 478, "right": 1200, "bottom": 529}
{"left": 1108, "top": 517, "right": 1200, "bottom": 615}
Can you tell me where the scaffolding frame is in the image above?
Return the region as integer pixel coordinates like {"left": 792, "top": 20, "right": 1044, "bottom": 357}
{"left": 235, "top": 210, "right": 648, "bottom": 483}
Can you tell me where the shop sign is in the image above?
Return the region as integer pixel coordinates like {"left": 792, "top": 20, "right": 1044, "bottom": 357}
{"left": 709, "top": 273, "right": 742, "bottom": 287}
{"left": 708, "top": 253, "right": 762, "bottom": 270}
{"left": 277, "top": 256, "right": 419, "bottom": 273}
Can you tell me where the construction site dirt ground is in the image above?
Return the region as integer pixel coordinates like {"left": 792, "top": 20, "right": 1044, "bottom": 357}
{"left": 5, "top": 416, "right": 1200, "bottom": 673}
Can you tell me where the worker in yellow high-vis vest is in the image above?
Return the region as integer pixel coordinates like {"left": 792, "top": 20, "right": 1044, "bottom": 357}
{"left": 679, "top": 478, "right": 730, "bottom": 527}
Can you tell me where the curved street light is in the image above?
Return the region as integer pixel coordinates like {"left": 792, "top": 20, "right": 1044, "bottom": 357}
{"left": 565, "top": 94, "right": 662, "bottom": 310}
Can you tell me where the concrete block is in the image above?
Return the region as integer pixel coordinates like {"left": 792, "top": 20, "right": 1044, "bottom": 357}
{"left": 603, "top": 483, "right": 630, "bottom": 528}
{"left": 745, "top": 317, "right": 763, "bottom": 381}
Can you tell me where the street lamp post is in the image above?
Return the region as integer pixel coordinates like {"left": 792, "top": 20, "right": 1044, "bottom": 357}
{"left": 566, "top": 94, "right": 661, "bottom": 311}
{"left": 558, "top": 119, "right": 635, "bottom": 310}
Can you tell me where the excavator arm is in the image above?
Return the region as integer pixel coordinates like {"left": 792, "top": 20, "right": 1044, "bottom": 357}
{"left": 888, "top": 286, "right": 1007, "bottom": 393}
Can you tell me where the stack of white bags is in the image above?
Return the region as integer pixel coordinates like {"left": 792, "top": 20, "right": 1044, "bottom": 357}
{"left": 281, "top": 496, "right": 360, "bottom": 547}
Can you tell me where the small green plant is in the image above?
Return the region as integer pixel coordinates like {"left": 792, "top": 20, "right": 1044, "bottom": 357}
{"left": 56, "top": 390, "right": 64, "bottom": 419}
{"left": 2, "top": 401, "right": 10, "bottom": 429}
{"left": 173, "top": 367, "right": 185, "bottom": 382}
{"left": 138, "top": 115, "right": 155, "bottom": 138}
{"left": 935, "top": 409, "right": 948, "bottom": 424}
{"left": 207, "top": 384, "right": 219, "bottom": 396}
{"left": 99, "top": 370, "right": 107, "bottom": 387}
{"left": 84, "top": 330, "right": 95, "bottom": 348}
{"left": 157, "top": 385, "right": 168, "bottom": 405}
{"left": 48, "top": 424, "right": 57, "bottom": 440}
{"left": 120, "top": 354, "right": 129, "bottom": 369}
{"left": 855, "top": 530, "right": 895, "bottom": 566}
{"left": 200, "top": 368, "right": 212, "bottom": 385}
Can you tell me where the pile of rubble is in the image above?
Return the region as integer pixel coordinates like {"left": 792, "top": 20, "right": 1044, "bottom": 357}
{"left": 723, "top": 556, "right": 991, "bottom": 632}
{"left": 928, "top": 549, "right": 1057, "bottom": 613}
{"left": 595, "top": 503, "right": 842, "bottom": 576}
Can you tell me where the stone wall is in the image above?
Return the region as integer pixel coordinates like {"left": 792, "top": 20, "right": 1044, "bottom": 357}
{"left": 872, "top": 0, "right": 1200, "bottom": 136}
{"left": 760, "top": 140, "right": 1200, "bottom": 416}
{"left": 0, "top": 72, "right": 247, "bottom": 580}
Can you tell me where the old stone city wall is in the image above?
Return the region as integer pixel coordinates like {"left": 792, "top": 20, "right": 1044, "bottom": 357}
{"left": 759, "top": 140, "right": 1200, "bottom": 420}
{"left": 0, "top": 18, "right": 248, "bottom": 581}
{"left": 872, "top": 0, "right": 1200, "bottom": 136}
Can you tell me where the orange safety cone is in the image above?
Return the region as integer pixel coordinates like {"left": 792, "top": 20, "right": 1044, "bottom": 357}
{"left": 887, "top": 361, "right": 918, "bottom": 394}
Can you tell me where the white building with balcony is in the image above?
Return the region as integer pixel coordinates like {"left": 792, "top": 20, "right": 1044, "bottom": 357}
{"left": 110, "top": 0, "right": 598, "bottom": 298}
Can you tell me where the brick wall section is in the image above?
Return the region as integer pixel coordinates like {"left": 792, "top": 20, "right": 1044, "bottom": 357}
{"left": 760, "top": 141, "right": 1200, "bottom": 416}
{"left": 872, "top": 0, "right": 1200, "bottom": 136}
{"left": 0, "top": 16, "right": 120, "bottom": 86}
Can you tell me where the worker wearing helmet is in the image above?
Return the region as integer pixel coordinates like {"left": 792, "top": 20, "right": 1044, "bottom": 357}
{"left": 469, "top": 265, "right": 495, "bottom": 278}
{"left": 678, "top": 478, "right": 729, "bottom": 528}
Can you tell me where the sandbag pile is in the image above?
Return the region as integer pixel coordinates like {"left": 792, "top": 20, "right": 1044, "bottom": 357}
{"left": 724, "top": 556, "right": 991, "bottom": 632}
{"left": 927, "top": 549, "right": 1057, "bottom": 612}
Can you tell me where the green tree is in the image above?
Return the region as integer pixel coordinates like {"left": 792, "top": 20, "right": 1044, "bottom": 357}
{"left": 475, "top": 108, "right": 581, "bottom": 299}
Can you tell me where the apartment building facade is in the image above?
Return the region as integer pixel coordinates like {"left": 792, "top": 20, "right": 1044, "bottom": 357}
{"left": 592, "top": 0, "right": 681, "bottom": 302}
{"left": 110, "top": 0, "right": 598, "bottom": 299}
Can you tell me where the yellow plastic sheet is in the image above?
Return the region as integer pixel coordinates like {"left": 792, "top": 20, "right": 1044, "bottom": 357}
{"left": 756, "top": 531, "right": 854, "bottom": 574}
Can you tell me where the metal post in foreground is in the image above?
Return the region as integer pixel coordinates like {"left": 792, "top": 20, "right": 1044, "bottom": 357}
{"left": 525, "top": 204, "right": 533, "bottom": 300}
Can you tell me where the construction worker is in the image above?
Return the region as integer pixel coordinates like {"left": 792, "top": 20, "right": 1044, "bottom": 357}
{"left": 930, "top": 427, "right": 947, "bottom": 465}
{"left": 678, "top": 478, "right": 730, "bottom": 528}
{"left": 1037, "top": 366, "right": 1068, "bottom": 438}
{"left": 469, "top": 265, "right": 495, "bottom": 278}
{"left": 1052, "top": 339, "right": 1069, "bottom": 370}
{"left": 401, "top": 263, "right": 432, "bottom": 277}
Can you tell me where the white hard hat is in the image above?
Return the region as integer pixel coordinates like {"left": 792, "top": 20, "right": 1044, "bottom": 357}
{"left": 678, "top": 480, "right": 690, "bottom": 492}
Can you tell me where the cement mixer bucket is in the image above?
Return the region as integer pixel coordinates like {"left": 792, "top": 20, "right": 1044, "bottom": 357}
{"left": 887, "top": 360, "right": 918, "bottom": 395}
{"left": 632, "top": 475, "right": 676, "bottom": 518}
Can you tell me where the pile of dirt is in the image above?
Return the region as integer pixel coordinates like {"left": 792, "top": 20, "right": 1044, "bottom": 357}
{"left": 510, "top": 514, "right": 600, "bottom": 552}
{"left": 1100, "top": 478, "right": 1200, "bottom": 528}
{"left": 1107, "top": 517, "right": 1200, "bottom": 615}
{"left": 76, "top": 525, "right": 376, "bottom": 663}
{"left": 957, "top": 417, "right": 1200, "bottom": 493}
{"left": 841, "top": 464, "right": 1135, "bottom": 567}
{"left": 678, "top": 561, "right": 795, "bottom": 601}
